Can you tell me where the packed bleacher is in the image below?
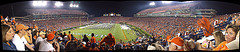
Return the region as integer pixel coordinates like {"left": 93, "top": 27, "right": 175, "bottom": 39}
{"left": 16, "top": 18, "right": 89, "bottom": 31}
{"left": 1, "top": 12, "right": 239, "bottom": 51}
{"left": 91, "top": 17, "right": 199, "bottom": 38}
{"left": 26, "top": 9, "right": 88, "bottom": 15}
{"left": 137, "top": 3, "right": 198, "bottom": 15}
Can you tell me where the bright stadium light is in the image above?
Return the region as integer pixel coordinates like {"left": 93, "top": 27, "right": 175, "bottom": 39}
{"left": 162, "top": 1, "right": 173, "bottom": 4}
{"left": 180, "top": 1, "right": 194, "bottom": 3}
{"left": 32, "top": 1, "right": 48, "bottom": 6}
{"left": 42, "top": 1, "right": 47, "bottom": 6}
{"left": 185, "top": 1, "right": 193, "bottom": 3}
{"left": 149, "top": 2, "right": 155, "bottom": 6}
{"left": 55, "top": 1, "right": 63, "bottom": 7}
{"left": 110, "top": 14, "right": 114, "bottom": 16}
{"left": 32, "top": 1, "right": 38, "bottom": 6}
{"left": 70, "top": 4, "right": 73, "bottom": 7}
{"left": 76, "top": 5, "right": 79, "bottom": 7}
{"left": 70, "top": 3, "right": 78, "bottom": 8}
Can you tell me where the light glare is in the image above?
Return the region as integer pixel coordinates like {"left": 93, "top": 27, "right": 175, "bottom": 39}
{"left": 70, "top": 3, "right": 79, "bottom": 8}
{"left": 149, "top": 2, "right": 155, "bottom": 6}
{"left": 32, "top": 1, "right": 48, "bottom": 6}
{"left": 55, "top": 2, "right": 63, "bottom": 7}
{"left": 162, "top": 1, "right": 173, "bottom": 4}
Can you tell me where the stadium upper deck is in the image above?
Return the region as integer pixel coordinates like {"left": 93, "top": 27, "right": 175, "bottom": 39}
{"left": 20, "top": 9, "right": 89, "bottom": 21}
{"left": 135, "top": 2, "right": 216, "bottom": 18}
{"left": 26, "top": 9, "right": 88, "bottom": 15}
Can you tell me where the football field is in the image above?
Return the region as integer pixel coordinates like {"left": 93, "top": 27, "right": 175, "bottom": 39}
{"left": 62, "top": 23, "right": 138, "bottom": 42}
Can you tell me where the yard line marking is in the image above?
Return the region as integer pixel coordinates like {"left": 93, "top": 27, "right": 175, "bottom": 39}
{"left": 121, "top": 29, "right": 128, "bottom": 40}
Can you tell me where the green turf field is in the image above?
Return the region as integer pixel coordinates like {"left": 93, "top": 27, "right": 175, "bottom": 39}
{"left": 62, "top": 24, "right": 138, "bottom": 42}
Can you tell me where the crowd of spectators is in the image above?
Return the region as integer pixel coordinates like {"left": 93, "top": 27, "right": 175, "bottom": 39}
{"left": 2, "top": 13, "right": 239, "bottom": 51}
{"left": 91, "top": 17, "right": 199, "bottom": 40}
{"left": 16, "top": 18, "right": 89, "bottom": 31}
{"left": 26, "top": 9, "right": 88, "bottom": 15}
{"left": 89, "top": 14, "right": 239, "bottom": 51}
{"left": 137, "top": 3, "right": 198, "bottom": 14}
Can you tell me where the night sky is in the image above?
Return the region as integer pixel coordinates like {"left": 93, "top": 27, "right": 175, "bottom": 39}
{"left": 0, "top": 1, "right": 240, "bottom": 17}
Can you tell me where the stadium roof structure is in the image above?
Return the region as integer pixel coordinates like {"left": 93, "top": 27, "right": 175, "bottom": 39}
{"left": 25, "top": 9, "right": 88, "bottom": 15}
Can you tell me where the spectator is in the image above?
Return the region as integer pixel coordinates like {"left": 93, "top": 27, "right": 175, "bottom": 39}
{"left": 226, "top": 30, "right": 239, "bottom": 50}
{"left": 57, "top": 37, "right": 65, "bottom": 52}
{"left": 2, "top": 25, "right": 17, "bottom": 51}
{"left": 212, "top": 29, "right": 225, "bottom": 47}
{"left": 90, "top": 33, "right": 97, "bottom": 49}
{"left": 197, "top": 24, "right": 239, "bottom": 51}
{"left": 11, "top": 17, "right": 16, "bottom": 25}
{"left": 34, "top": 31, "right": 46, "bottom": 51}
{"left": 68, "top": 31, "right": 71, "bottom": 35}
{"left": 80, "top": 42, "right": 89, "bottom": 50}
{"left": 63, "top": 32, "right": 67, "bottom": 38}
{"left": 99, "top": 33, "right": 116, "bottom": 49}
{"left": 5, "top": 16, "right": 9, "bottom": 22}
{"left": 134, "top": 41, "right": 142, "bottom": 50}
{"left": 24, "top": 28, "right": 33, "bottom": 44}
{"left": 233, "top": 16, "right": 240, "bottom": 26}
{"left": 114, "top": 42, "right": 123, "bottom": 50}
{"left": 226, "top": 16, "right": 240, "bottom": 50}
{"left": 183, "top": 39, "right": 196, "bottom": 51}
{"left": 23, "top": 28, "right": 35, "bottom": 51}
{"left": 147, "top": 44, "right": 156, "bottom": 50}
{"left": 167, "top": 37, "right": 184, "bottom": 51}
{"left": 119, "top": 40, "right": 124, "bottom": 49}
{"left": 34, "top": 25, "right": 38, "bottom": 30}
{"left": 38, "top": 33, "right": 60, "bottom": 52}
{"left": 154, "top": 41, "right": 165, "bottom": 50}
{"left": 12, "top": 24, "right": 31, "bottom": 51}
{"left": 82, "top": 34, "right": 89, "bottom": 43}
{"left": 149, "top": 36, "right": 157, "bottom": 45}
{"left": 63, "top": 35, "right": 68, "bottom": 44}
{"left": 1, "top": 16, "right": 5, "bottom": 22}
{"left": 212, "top": 25, "right": 239, "bottom": 51}
{"left": 32, "top": 30, "right": 39, "bottom": 45}
{"left": 65, "top": 34, "right": 78, "bottom": 51}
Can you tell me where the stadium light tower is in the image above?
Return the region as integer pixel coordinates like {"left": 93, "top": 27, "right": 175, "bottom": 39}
{"left": 32, "top": 1, "right": 48, "bottom": 7}
{"left": 70, "top": 3, "right": 79, "bottom": 8}
{"left": 162, "top": 1, "right": 173, "bottom": 4}
{"left": 149, "top": 2, "right": 155, "bottom": 6}
{"left": 55, "top": 1, "right": 63, "bottom": 7}
{"left": 69, "top": 1, "right": 79, "bottom": 8}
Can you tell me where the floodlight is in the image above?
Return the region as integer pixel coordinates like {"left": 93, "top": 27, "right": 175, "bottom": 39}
{"left": 70, "top": 4, "right": 74, "bottom": 7}
{"left": 32, "top": 1, "right": 48, "bottom": 6}
{"left": 70, "top": 3, "right": 79, "bottom": 8}
{"left": 42, "top": 1, "right": 47, "bottom": 6}
{"left": 32, "top": 1, "right": 38, "bottom": 6}
{"left": 185, "top": 1, "right": 193, "bottom": 3}
{"left": 180, "top": 1, "right": 194, "bottom": 3}
{"left": 76, "top": 5, "right": 79, "bottom": 7}
{"left": 149, "top": 2, "right": 155, "bottom": 6}
{"left": 111, "top": 14, "right": 114, "bottom": 16}
{"left": 55, "top": 1, "right": 63, "bottom": 7}
{"left": 162, "top": 1, "right": 173, "bottom": 4}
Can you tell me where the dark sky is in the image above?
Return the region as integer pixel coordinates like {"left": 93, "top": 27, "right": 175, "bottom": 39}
{"left": 0, "top": 1, "right": 240, "bottom": 17}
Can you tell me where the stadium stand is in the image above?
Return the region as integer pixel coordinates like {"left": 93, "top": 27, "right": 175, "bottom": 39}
{"left": 2, "top": 2, "right": 239, "bottom": 51}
